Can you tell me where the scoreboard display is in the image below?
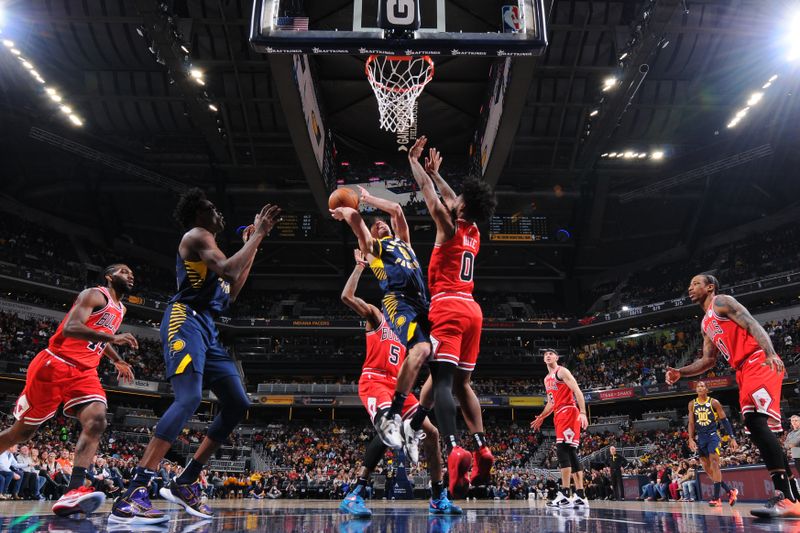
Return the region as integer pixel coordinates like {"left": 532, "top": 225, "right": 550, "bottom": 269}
{"left": 489, "top": 215, "right": 549, "bottom": 242}
{"left": 270, "top": 214, "right": 316, "bottom": 239}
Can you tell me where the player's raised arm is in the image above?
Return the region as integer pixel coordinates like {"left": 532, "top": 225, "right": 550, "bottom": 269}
{"left": 62, "top": 288, "right": 138, "bottom": 349}
{"left": 341, "top": 250, "right": 383, "bottom": 330}
{"left": 357, "top": 186, "right": 410, "bottom": 245}
{"left": 331, "top": 207, "right": 379, "bottom": 258}
{"left": 424, "top": 147, "right": 458, "bottom": 211}
{"left": 557, "top": 367, "right": 589, "bottom": 430}
{"left": 666, "top": 333, "right": 718, "bottom": 384}
{"left": 711, "top": 398, "right": 738, "bottom": 451}
{"left": 408, "top": 137, "right": 455, "bottom": 239}
{"left": 713, "top": 295, "right": 784, "bottom": 373}
{"left": 189, "top": 204, "right": 281, "bottom": 301}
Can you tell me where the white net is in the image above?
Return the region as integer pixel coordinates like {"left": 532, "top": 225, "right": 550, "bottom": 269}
{"left": 365, "top": 55, "right": 434, "bottom": 133}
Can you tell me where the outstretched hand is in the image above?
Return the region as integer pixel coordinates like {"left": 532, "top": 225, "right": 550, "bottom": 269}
{"left": 254, "top": 204, "right": 282, "bottom": 237}
{"left": 354, "top": 249, "right": 369, "bottom": 268}
{"left": 424, "top": 147, "right": 443, "bottom": 175}
{"left": 357, "top": 185, "right": 372, "bottom": 203}
{"left": 409, "top": 136, "right": 428, "bottom": 161}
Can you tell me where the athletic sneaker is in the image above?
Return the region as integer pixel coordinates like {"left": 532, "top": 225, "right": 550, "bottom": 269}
{"left": 109, "top": 486, "right": 169, "bottom": 525}
{"left": 547, "top": 490, "right": 572, "bottom": 508}
{"left": 339, "top": 488, "right": 372, "bottom": 518}
{"left": 469, "top": 446, "right": 494, "bottom": 486}
{"left": 160, "top": 480, "right": 214, "bottom": 519}
{"left": 708, "top": 499, "right": 722, "bottom": 507}
{"left": 571, "top": 493, "right": 590, "bottom": 508}
{"left": 52, "top": 486, "right": 106, "bottom": 517}
{"left": 750, "top": 491, "right": 800, "bottom": 519}
{"left": 338, "top": 518, "right": 372, "bottom": 533}
{"left": 402, "top": 419, "right": 425, "bottom": 464}
{"left": 429, "top": 489, "right": 463, "bottom": 515}
{"left": 728, "top": 488, "right": 738, "bottom": 506}
{"left": 374, "top": 412, "right": 403, "bottom": 448}
{"left": 447, "top": 446, "right": 472, "bottom": 499}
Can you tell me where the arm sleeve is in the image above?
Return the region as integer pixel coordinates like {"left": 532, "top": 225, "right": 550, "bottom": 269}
{"left": 719, "top": 417, "right": 735, "bottom": 437}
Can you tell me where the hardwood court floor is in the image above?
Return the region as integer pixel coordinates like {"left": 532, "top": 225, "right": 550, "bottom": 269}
{"left": 1, "top": 498, "right": 797, "bottom": 533}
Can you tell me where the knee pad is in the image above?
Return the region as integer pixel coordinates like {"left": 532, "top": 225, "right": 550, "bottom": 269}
{"left": 744, "top": 413, "right": 785, "bottom": 471}
{"left": 556, "top": 443, "right": 573, "bottom": 469}
{"left": 569, "top": 447, "right": 581, "bottom": 471}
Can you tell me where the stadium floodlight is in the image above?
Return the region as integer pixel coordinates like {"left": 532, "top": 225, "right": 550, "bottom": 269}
{"left": 637, "top": 153, "right": 647, "bottom": 159}
{"left": 619, "top": 52, "right": 628, "bottom": 60}
{"left": 590, "top": 109, "right": 599, "bottom": 117}
{"left": 190, "top": 68, "right": 203, "bottom": 79}
{"left": 9, "top": 48, "right": 20, "bottom": 55}
{"left": 651, "top": 151, "right": 665, "bottom": 160}
{"left": 623, "top": 151, "right": 635, "bottom": 159}
{"left": 208, "top": 103, "right": 218, "bottom": 112}
{"left": 601, "top": 153, "right": 609, "bottom": 158}
{"left": 2, "top": 39, "right": 13, "bottom": 48}
{"left": 607, "top": 152, "right": 617, "bottom": 158}
{"left": 768, "top": 74, "right": 778, "bottom": 83}
{"left": 59, "top": 105, "right": 72, "bottom": 114}
{"left": 735, "top": 107, "right": 749, "bottom": 119}
{"left": 603, "top": 76, "right": 618, "bottom": 91}
{"left": 68, "top": 114, "right": 83, "bottom": 126}
{"left": 180, "top": 44, "right": 190, "bottom": 54}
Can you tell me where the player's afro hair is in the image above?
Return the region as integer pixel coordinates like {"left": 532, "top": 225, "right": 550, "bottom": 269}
{"left": 174, "top": 187, "right": 208, "bottom": 230}
{"left": 460, "top": 176, "right": 497, "bottom": 223}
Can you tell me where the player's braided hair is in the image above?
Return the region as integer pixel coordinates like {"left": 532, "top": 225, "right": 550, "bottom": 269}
{"left": 460, "top": 175, "right": 497, "bottom": 223}
{"left": 174, "top": 188, "right": 208, "bottom": 230}
{"left": 101, "top": 264, "right": 126, "bottom": 284}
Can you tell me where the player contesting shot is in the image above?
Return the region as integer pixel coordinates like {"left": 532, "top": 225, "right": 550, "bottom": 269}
{"left": 667, "top": 274, "right": 800, "bottom": 519}
{"left": 111, "top": 189, "right": 280, "bottom": 524}
{"left": 337, "top": 249, "right": 461, "bottom": 517}
{"left": 404, "top": 136, "right": 497, "bottom": 498}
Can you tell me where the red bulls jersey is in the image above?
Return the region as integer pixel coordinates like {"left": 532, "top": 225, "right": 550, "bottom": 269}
{"left": 362, "top": 315, "right": 406, "bottom": 380}
{"left": 701, "top": 295, "right": 763, "bottom": 370}
{"left": 48, "top": 286, "right": 125, "bottom": 370}
{"left": 428, "top": 219, "right": 480, "bottom": 297}
{"left": 544, "top": 366, "right": 577, "bottom": 412}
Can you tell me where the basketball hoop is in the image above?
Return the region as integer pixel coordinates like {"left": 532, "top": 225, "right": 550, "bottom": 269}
{"left": 365, "top": 55, "right": 434, "bottom": 133}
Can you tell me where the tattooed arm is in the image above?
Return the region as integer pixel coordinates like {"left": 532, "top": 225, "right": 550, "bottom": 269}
{"left": 714, "top": 295, "right": 784, "bottom": 373}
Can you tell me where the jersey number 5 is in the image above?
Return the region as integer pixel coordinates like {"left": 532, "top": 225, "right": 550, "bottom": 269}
{"left": 460, "top": 251, "right": 475, "bottom": 282}
{"left": 388, "top": 344, "right": 401, "bottom": 366}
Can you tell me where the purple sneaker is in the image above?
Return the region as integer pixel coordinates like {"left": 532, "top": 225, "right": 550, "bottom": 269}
{"left": 160, "top": 481, "right": 214, "bottom": 519}
{"left": 109, "top": 486, "right": 168, "bottom": 524}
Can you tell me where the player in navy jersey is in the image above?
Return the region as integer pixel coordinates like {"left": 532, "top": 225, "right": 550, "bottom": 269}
{"left": 688, "top": 381, "right": 738, "bottom": 506}
{"left": 331, "top": 189, "right": 433, "bottom": 450}
{"left": 111, "top": 189, "right": 280, "bottom": 524}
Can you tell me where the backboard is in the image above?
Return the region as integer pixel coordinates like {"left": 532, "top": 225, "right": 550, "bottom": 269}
{"left": 250, "top": 0, "right": 548, "bottom": 57}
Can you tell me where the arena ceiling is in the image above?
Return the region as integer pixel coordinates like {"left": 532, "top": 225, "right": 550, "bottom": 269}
{"left": 0, "top": 0, "right": 799, "bottom": 300}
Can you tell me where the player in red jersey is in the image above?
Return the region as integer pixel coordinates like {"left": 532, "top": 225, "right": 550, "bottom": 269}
{"left": 406, "top": 136, "right": 497, "bottom": 499}
{"left": 531, "top": 349, "right": 589, "bottom": 508}
{"left": 338, "top": 250, "right": 461, "bottom": 516}
{"left": 0, "top": 264, "right": 137, "bottom": 518}
{"left": 666, "top": 274, "right": 800, "bottom": 519}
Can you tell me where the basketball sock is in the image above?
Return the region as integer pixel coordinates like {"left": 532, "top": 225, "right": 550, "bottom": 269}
{"left": 67, "top": 466, "right": 87, "bottom": 491}
{"left": 410, "top": 405, "right": 430, "bottom": 431}
{"left": 124, "top": 467, "right": 156, "bottom": 496}
{"left": 771, "top": 472, "right": 795, "bottom": 502}
{"left": 473, "top": 432, "right": 487, "bottom": 449}
{"left": 783, "top": 456, "right": 800, "bottom": 500}
{"left": 560, "top": 486, "right": 571, "bottom": 498}
{"left": 389, "top": 392, "right": 408, "bottom": 417}
{"left": 720, "top": 481, "right": 732, "bottom": 494}
{"left": 431, "top": 480, "right": 444, "bottom": 500}
{"left": 446, "top": 435, "right": 458, "bottom": 452}
{"left": 713, "top": 482, "right": 721, "bottom": 500}
{"left": 175, "top": 458, "right": 204, "bottom": 485}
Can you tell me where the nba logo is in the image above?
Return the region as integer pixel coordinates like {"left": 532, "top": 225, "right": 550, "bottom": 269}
{"left": 502, "top": 5, "right": 523, "bottom": 33}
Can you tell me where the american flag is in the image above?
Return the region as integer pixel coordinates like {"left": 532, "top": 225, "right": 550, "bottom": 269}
{"left": 275, "top": 16, "right": 309, "bottom": 31}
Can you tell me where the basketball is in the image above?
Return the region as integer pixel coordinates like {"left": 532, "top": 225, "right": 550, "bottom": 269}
{"left": 328, "top": 187, "right": 359, "bottom": 210}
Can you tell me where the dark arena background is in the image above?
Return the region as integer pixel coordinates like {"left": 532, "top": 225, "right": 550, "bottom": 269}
{"left": 1, "top": 0, "right": 800, "bottom": 532}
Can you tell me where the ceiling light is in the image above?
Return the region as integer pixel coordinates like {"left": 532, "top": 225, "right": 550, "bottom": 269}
{"left": 619, "top": 52, "right": 628, "bottom": 60}
{"left": 621, "top": 305, "right": 630, "bottom": 311}
{"left": 747, "top": 92, "right": 764, "bottom": 106}
{"left": 180, "top": 45, "right": 190, "bottom": 54}
{"left": 727, "top": 120, "right": 739, "bottom": 128}
{"left": 601, "top": 153, "right": 609, "bottom": 158}
{"left": 49, "top": 93, "right": 62, "bottom": 102}
{"left": 590, "top": 109, "right": 599, "bottom": 117}
{"left": 59, "top": 105, "right": 72, "bottom": 114}
{"left": 190, "top": 68, "right": 203, "bottom": 79}
{"left": 10, "top": 48, "right": 20, "bottom": 55}
{"left": 624, "top": 151, "right": 635, "bottom": 159}
{"left": 615, "top": 153, "right": 624, "bottom": 158}
{"left": 637, "top": 153, "right": 647, "bottom": 159}
{"left": 762, "top": 82, "right": 772, "bottom": 89}
{"left": 651, "top": 151, "right": 665, "bottom": 160}
{"left": 2, "top": 40, "right": 13, "bottom": 48}
{"left": 608, "top": 152, "right": 617, "bottom": 158}
{"left": 768, "top": 74, "right": 778, "bottom": 83}
{"left": 45, "top": 87, "right": 57, "bottom": 95}
{"left": 208, "top": 104, "right": 218, "bottom": 112}
{"left": 735, "top": 107, "right": 749, "bottom": 119}
{"left": 68, "top": 114, "right": 83, "bottom": 126}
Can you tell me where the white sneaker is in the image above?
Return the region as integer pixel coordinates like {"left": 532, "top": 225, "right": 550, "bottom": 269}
{"left": 402, "top": 419, "right": 425, "bottom": 463}
{"left": 571, "top": 493, "right": 589, "bottom": 508}
{"left": 547, "top": 490, "right": 571, "bottom": 507}
{"left": 375, "top": 412, "right": 403, "bottom": 448}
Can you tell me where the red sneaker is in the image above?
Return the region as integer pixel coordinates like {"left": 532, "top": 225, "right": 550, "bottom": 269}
{"left": 728, "top": 488, "right": 738, "bottom": 506}
{"left": 447, "top": 446, "right": 472, "bottom": 500}
{"left": 52, "top": 486, "right": 106, "bottom": 517}
{"left": 469, "top": 446, "right": 494, "bottom": 486}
